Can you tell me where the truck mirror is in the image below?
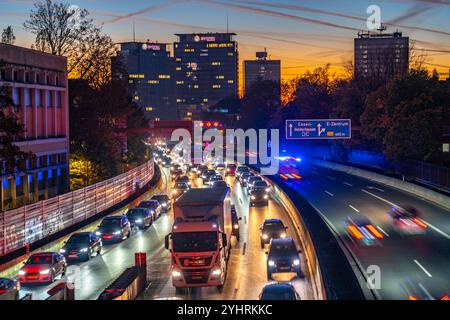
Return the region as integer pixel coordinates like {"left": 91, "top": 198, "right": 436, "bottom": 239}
{"left": 222, "top": 233, "right": 228, "bottom": 247}
{"left": 164, "top": 234, "right": 170, "bottom": 250}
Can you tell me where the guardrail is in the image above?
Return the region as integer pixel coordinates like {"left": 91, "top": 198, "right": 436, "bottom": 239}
{"left": 0, "top": 161, "right": 154, "bottom": 257}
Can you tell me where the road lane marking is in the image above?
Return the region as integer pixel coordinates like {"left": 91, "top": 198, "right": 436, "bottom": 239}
{"left": 377, "top": 226, "right": 390, "bottom": 237}
{"left": 366, "top": 186, "right": 385, "bottom": 192}
{"left": 349, "top": 205, "right": 359, "bottom": 213}
{"left": 242, "top": 242, "right": 247, "bottom": 255}
{"left": 324, "top": 190, "right": 334, "bottom": 197}
{"left": 362, "top": 189, "right": 450, "bottom": 240}
{"left": 414, "top": 259, "right": 432, "bottom": 278}
{"left": 418, "top": 283, "right": 434, "bottom": 300}
{"left": 327, "top": 175, "right": 336, "bottom": 180}
{"left": 343, "top": 182, "right": 353, "bottom": 187}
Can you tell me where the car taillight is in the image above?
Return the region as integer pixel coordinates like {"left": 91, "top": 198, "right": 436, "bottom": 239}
{"left": 0, "top": 289, "right": 7, "bottom": 294}
{"left": 408, "top": 295, "right": 419, "bottom": 300}
{"left": 413, "top": 218, "right": 427, "bottom": 229}
{"left": 366, "top": 224, "right": 384, "bottom": 239}
{"left": 441, "top": 295, "right": 450, "bottom": 300}
{"left": 348, "top": 226, "right": 364, "bottom": 239}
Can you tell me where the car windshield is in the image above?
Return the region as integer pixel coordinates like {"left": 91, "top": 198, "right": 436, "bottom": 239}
{"left": 238, "top": 167, "right": 249, "bottom": 172}
{"left": 140, "top": 201, "right": 158, "bottom": 209}
{"left": 270, "top": 241, "right": 297, "bottom": 255}
{"left": 264, "top": 222, "right": 285, "bottom": 232}
{"left": 67, "top": 234, "right": 89, "bottom": 244}
{"left": 213, "top": 181, "right": 227, "bottom": 187}
{"left": 100, "top": 219, "right": 121, "bottom": 228}
{"left": 261, "top": 288, "right": 296, "bottom": 300}
{"left": 152, "top": 195, "right": 168, "bottom": 202}
{"left": 254, "top": 181, "right": 268, "bottom": 188}
{"left": 227, "top": 164, "right": 236, "bottom": 169}
{"left": 175, "top": 183, "right": 188, "bottom": 189}
{"left": 172, "top": 232, "right": 218, "bottom": 252}
{"left": 127, "top": 209, "right": 146, "bottom": 217}
{"left": 177, "top": 177, "right": 189, "bottom": 182}
{"left": 26, "top": 255, "right": 52, "bottom": 265}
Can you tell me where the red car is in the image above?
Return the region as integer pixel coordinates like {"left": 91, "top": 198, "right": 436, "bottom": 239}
{"left": 225, "top": 163, "right": 236, "bottom": 176}
{"left": 18, "top": 252, "right": 67, "bottom": 285}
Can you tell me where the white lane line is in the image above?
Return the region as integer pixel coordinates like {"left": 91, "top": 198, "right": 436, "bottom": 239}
{"left": 327, "top": 175, "right": 336, "bottom": 180}
{"left": 414, "top": 259, "right": 433, "bottom": 278}
{"left": 343, "top": 182, "right": 353, "bottom": 187}
{"left": 324, "top": 190, "right": 334, "bottom": 197}
{"left": 366, "top": 186, "right": 385, "bottom": 192}
{"left": 418, "top": 283, "right": 434, "bottom": 300}
{"left": 377, "top": 226, "right": 390, "bottom": 237}
{"left": 361, "top": 189, "right": 450, "bottom": 240}
{"left": 349, "top": 205, "right": 360, "bottom": 213}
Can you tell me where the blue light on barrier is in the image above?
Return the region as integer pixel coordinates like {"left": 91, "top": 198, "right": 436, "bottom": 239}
{"left": 57, "top": 168, "right": 61, "bottom": 176}
{"left": 28, "top": 175, "right": 33, "bottom": 183}
{"left": 48, "top": 170, "right": 53, "bottom": 179}
{"left": 38, "top": 172, "right": 43, "bottom": 181}
{"left": 2, "top": 179, "right": 8, "bottom": 189}
{"left": 15, "top": 176, "right": 21, "bottom": 186}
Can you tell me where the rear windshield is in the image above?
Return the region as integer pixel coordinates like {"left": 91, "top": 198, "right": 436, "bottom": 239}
{"left": 254, "top": 181, "right": 268, "bottom": 188}
{"left": 26, "top": 255, "right": 53, "bottom": 264}
{"left": 264, "top": 222, "right": 285, "bottom": 231}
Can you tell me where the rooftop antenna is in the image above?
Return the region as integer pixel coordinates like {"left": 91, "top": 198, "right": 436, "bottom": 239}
{"left": 133, "top": 21, "right": 136, "bottom": 42}
{"left": 377, "top": 23, "right": 386, "bottom": 33}
{"left": 226, "top": 14, "right": 229, "bottom": 33}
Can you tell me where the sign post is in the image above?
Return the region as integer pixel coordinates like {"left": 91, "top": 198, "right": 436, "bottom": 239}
{"left": 286, "top": 119, "right": 352, "bottom": 140}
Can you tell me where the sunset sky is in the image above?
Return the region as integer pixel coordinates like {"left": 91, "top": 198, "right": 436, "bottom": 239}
{"left": 2, "top": 0, "right": 450, "bottom": 81}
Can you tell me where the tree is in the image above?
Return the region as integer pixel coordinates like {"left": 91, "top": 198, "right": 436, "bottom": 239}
{"left": 1, "top": 26, "right": 16, "bottom": 45}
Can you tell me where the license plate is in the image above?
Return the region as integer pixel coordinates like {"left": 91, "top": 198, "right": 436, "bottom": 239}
{"left": 27, "top": 276, "right": 38, "bottom": 280}
{"left": 279, "top": 267, "right": 290, "bottom": 271}
{"left": 69, "top": 254, "right": 78, "bottom": 258}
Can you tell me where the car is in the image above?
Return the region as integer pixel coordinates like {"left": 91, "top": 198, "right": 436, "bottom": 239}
{"left": 59, "top": 232, "right": 102, "bottom": 261}
{"left": 127, "top": 207, "right": 154, "bottom": 229}
{"left": 161, "top": 156, "right": 172, "bottom": 167}
{"left": 266, "top": 238, "right": 302, "bottom": 280}
{"left": 215, "top": 162, "right": 226, "bottom": 170}
{"left": 201, "top": 169, "right": 217, "bottom": 185}
{"left": 0, "top": 278, "right": 20, "bottom": 300}
{"left": 259, "top": 282, "right": 301, "bottom": 300}
{"left": 196, "top": 165, "right": 208, "bottom": 176}
{"left": 173, "top": 182, "right": 190, "bottom": 199}
{"left": 138, "top": 200, "right": 162, "bottom": 219}
{"left": 208, "top": 174, "right": 224, "bottom": 185}
{"left": 170, "top": 164, "right": 182, "bottom": 174}
{"left": 235, "top": 165, "right": 250, "bottom": 179}
{"left": 211, "top": 180, "right": 229, "bottom": 189}
{"left": 388, "top": 206, "right": 427, "bottom": 235}
{"left": 401, "top": 277, "right": 449, "bottom": 300}
{"left": 247, "top": 176, "right": 264, "bottom": 192}
{"left": 231, "top": 205, "right": 241, "bottom": 241}
{"left": 172, "top": 168, "right": 184, "bottom": 181}
{"left": 240, "top": 172, "right": 254, "bottom": 186}
{"left": 249, "top": 184, "right": 270, "bottom": 206}
{"left": 18, "top": 252, "right": 67, "bottom": 285}
{"left": 344, "top": 216, "right": 384, "bottom": 246}
{"left": 225, "top": 163, "right": 237, "bottom": 176}
{"left": 175, "top": 175, "right": 191, "bottom": 187}
{"left": 95, "top": 215, "right": 131, "bottom": 243}
{"left": 260, "top": 219, "right": 288, "bottom": 248}
{"left": 249, "top": 180, "right": 270, "bottom": 194}
{"left": 151, "top": 194, "right": 171, "bottom": 212}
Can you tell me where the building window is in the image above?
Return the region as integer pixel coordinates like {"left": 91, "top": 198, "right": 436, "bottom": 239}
{"left": 145, "top": 107, "right": 154, "bottom": 111}
{"left": 36, "top": 90, "right": 42, "bottom": 107}
{"left": 25, "top": 88, "right": 31, "bottom": 107}
{"left": 148, "top": 80, "right": 159, "bottom": 84}
{"left": 212, "top": 84, "right": 221, "bottom": 89}
{"left": 212, "top": 62, "right": 221, "bottom": 66}
{"left": 176, "top": 81, "right": 184, "bottom": 85}
{"left": 12, "top": 88, "right": 20, "bottom": 106}
{"left": 129, "top": 74, "right": 145, "bottom": 79}
{"left": 46, "top": 90, "right": 52, "bottom": 107}
{"left": 158, "top": 74, "right": 171, "bottom": 79}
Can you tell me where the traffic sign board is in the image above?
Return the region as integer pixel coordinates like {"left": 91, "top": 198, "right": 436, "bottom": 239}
{"left": 286, "top": 119, "right": 351, "bottom": 140}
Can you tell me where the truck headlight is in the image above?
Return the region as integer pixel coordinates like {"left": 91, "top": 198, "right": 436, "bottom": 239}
{"left": 172, "top": 270, "right": 182, "bottom": 278}
{"left": 280, "top": 233, "right": 286, "bottom": 238}
{"left": 268, "top": 260, "right": 275, "bottom": 267}
{"left": 262, "top": 234, "right": 269, "bottom": 239}
{"left": 135, "top": 219, "right": 142, "bottom": 223}
{"left": 211, "top": 268, "right": 221, "bottom": 276}
{"left": 293, "top": 259, "right": 300, "bottom": 266}
{"left": 40, "top": 269, "right": 51, "bottom": 275}
{"left": 233, "top": 224, "right": 239, "bottom": 229}
{"left": 264, "top": 195, "right": 269, "bottom": 199}
{"left": 80, "top": 248, "right": 89, "bottom": 253}
{"left": 251, "top": 196, "right": 256, "bottom": 200}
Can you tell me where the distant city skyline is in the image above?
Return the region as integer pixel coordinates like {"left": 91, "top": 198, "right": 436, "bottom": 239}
{"left": 2, "top": 0, "right": 450, "bottom": 81}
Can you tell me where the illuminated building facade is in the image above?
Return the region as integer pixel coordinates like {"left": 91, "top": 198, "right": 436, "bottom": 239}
{"left": 174, "top": 33, "right": 238, "bottom": 120}
{"left": 243, "top": 51, "right": 280, "bottom": 96}
{"left": 113, "top": 42, "right": 176, "bottom": 120}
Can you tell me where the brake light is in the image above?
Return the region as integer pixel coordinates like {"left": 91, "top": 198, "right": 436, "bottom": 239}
{"left": 441, "top": 295, "right": 450, "bottom": 300}
{"left": 413, "top": 218, "right": 427, "bottom": 229}
{"left": 0, "top": 289, "right": 6, "bottom": 294}
{"left": 348, "top": 226, "right": 364, "bottom": 239}
{"left": 408, "top": 295, "right": 419, "bottom": 300}
{"left": 366, "top": 225, "right": 384, "bottom": 239}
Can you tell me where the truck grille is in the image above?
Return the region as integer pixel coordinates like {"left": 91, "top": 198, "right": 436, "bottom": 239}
{"left": 183, "top": 269, "right": 210, "bottom": 284}
{"left": 180, "top": 257, "right": 212, "bottom": 268}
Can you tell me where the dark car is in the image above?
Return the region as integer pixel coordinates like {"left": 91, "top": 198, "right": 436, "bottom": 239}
{"left": 259, "top": 282, "right": 301, "bottom": 300}
{"left": 225, "top": 163, "right": 237, "bottom": 176}
{"left": 344, "top": 216, "right": 384, "bottom": 246}
{"left": 196, "top": 165, "right": 208, "bottom": 176}
{"left": 202, "top": 169, "right": 217, "bottom": 185}
{"left": 173, "top": 182, "right": 190, "bottom": 199}
{"left": 60, "top": 232, "right": 102, "bottom": 261}
{"left": 151, "top": 194, "right": 171, "bottom": 212}
{"left": 18, "top": 252, "right": 67, "bottom": 285}
{"left": 231, "top": 205, "right": 241, "bottom": 241}
{"left": 250, "top": 180, "right": 270, "bottom": 194}
{"left": 240, "top": 172, "right": 254, "bottom": 186}
{"left": 209, "top": 174, "right": 224, "bottom": 185}
{"left": 247, "top": 176, "right": 264, "bottom": 192}
{"left": 0, "top": 278, "right": 20, "bottom": 300}
{"left": 172, "top": 168, "right": 184, "bottom": 181}
{"left": 266, "top": 238, "right": 302, "bottom": 280}
{"left": 235, "top": 165, "right": 250, "bottom": 179}
{"left": 249, "top": 185, "right": 269, "bottom": 206}
{"left": 211, "top": 180, "right": 229, "bottom": 189}
{"left": 175, "top": 175, "right": 191, "bottom": 187}
{"left": 138, "top": 200, "right": 162, "bottom": 219}
{"left": 260, "top": 219, "right": 287, "bottom": 248}
{"left": 96, "top": 215, "right": 131, "bottom": 243}
{"left": 170, "top": 163, "right": 182, "bottom": 173}
{"left": 127, "top": 207, "right": 154, "bottom": 229}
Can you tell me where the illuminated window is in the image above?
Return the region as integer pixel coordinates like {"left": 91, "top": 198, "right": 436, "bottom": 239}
{"left": 158, "top": 74, "right": 171, "bottom": 79}
{"left": 176, "top": 81, "right": 184, "bottom": 85}
{"left": 203, "top": 98, "right": 208, "bottom": 102}
{"left": 186, "top": 112, "right": 193, "bottom": 116}
{"left": 129, "top": 80, "right": 134, "bottom": 84}
{"left": 176, "top": 67, "right": 181, "bottom": 71}
{"left": 212, "top": 84, "right": 221, "bottom": 89}
{"left": 216, "top": 75, "right": 224, "bottom": 79}
{"left": 148, "top": 80, "right": 159, "bottom": 84}
{"left": 134, "top": 96, "right": 139, "bottom": 101}
{"left": 227, "top": 80, "right": 234, "bottom": 84}
{"left": 145, "top": 107, "right": 153, "bottom": 111}
{"left": 228, "top": 52, "right": 234, "bottom": 56}
{"left": 212, "top": 62, "right": 221, "bottom": 66}
{"left": 184, "top": 48, "right": 195, "bottom": 52}
{"left": 129, "top": 74, "right": 144, "bottom": 79}
{"left": 176, "top": 58, "right": 181, "bottom": 61}
{"left": 194, "top": 85, "right": 199, "bottom": 88}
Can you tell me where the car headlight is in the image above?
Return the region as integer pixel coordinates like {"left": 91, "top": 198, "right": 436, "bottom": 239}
{"left": 264, "top": 195, "right": 269, "bottom": 199}
{"left": 135, "top": 219, "right": 142, "bottom": 223}
{"left": 80, "top": 248, "right": 89, "bottom": 253}
{"left": 233, "top": 224, "right": 239, "bottom": 229}
{"left": 172, "top": 270, "right": 182, "bottom": 278}
{"left": 59, "top": 248, "right": 66, "bottom": 253}
{"left": 150, "top": 210, "right": 155, "bottom": 214}
{"left": 251, "top": 195, "right": 256, "bottom": 200}
{"left": 162, "top": 203, "right": 167, "bottom": 207}
{"left": 95, "top": 231, "right": 101, "bottom": 236}
{"left": 173, "top": 190, "right": 178, "bottom": 194}
{"left": 211, "top": 268, "right": 221, "bottom": 276}
{"left": 40, "top": 269, "right": 51, "bottom": 275}
{"left": 280, "top": 233, "right": 286, "bottom": 238}
{"left": 268, "top": 260, "right": 275, "bottom": 267}
{"left": 19, "top": 270, "right": 25, "bottom": 275}
{"left": 293, "top": 259, "right": 300, "bottom": 266}
{"left": 262, "top": 234, "right": 269, "bottom": 239}
{"left": 113, "top": 231, "right": 121, "bottom": 235}
{"left": 265, "top": 188, "right": 270, "bottom": 193}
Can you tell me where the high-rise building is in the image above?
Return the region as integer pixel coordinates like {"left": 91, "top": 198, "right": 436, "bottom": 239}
{"left": 0, "top": 43, "right": 70, "bottom": 211}
{"left": 174, "top": 33, "right": 238, "bottom": 120}
{"left": 243, "top": 51, "right": 281, "bottom": 96}
{"left": 112, "top": 41, "right": 176, "bottom": 120}
{"left": 354, "top": 30, "right": 409, "bottom": 82}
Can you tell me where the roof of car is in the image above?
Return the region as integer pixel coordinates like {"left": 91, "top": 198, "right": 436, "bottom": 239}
{"left": 270, "top": 237, "right": 294, "bottom": 245}
{"left": 263, "top": 282, "right": 294, "bottom": 291}
{"left": 264, "top": 218, "right": 283, "bottom": 224}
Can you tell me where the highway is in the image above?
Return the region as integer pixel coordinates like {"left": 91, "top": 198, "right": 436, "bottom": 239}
{"left": 276, "top": 156, "right": 450, "bottom": 300}
{"left": 0, "top": 165, "right": 314, "bottom": 300}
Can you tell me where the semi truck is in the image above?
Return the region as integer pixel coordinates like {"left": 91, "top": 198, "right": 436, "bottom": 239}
{"left": 164, "top": 188, "right": 232, "bottom": 291}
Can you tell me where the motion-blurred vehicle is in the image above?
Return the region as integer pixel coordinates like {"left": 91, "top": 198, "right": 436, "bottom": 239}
{"left": 235, "top": 165, "right": 250, "bottom": 180}
{"left": 231, "top": 205, "right": 241, "bottom": 241}
{"left": 344, "top": 216, "right": 384, "bottom": 246}
{"left": 18, "top": 252, "right": 67, "bottom": 285}
{"left": 138, "top": 200, "right": 162, "bottom": 219}
{"left": 170, "top": 164, "right": 182, "bottom": 174}
{"left": 259, "top": 282, "right": 301, "bottom": 300}
{"left": 260, "top": 219, "right": 287, "bottom": 248}
{"left": 172, "top": 168, "right": 184, "bottom": 181}
{"left": 225, "top": 163, "right": 237, "bottom": 176}
{"left": 127, "top": 207, "right": 154, "bottom": 229}
{"left": 266, "top": 238, "right": 302, "bottom": 280}
{"left": 0, "top": 278, "right": 20, "bottom": 300}
{"left": 247, "top": 176, "right": 264, "bottom": 192}
{"left": 202, "top": 169, "right": 217, "bottom": 185}
{"left": 211, "top": 180, "right": 229, "bottom": 189}
{"left": 388, "top": 206, "right": 427, "bottom": 235}
{"left": 175, "top": 175, "right": 191, "bottom": 187}
{"left": 151, "top": 194, "right": 171, "bottom": 212}
{"left": 401, "top": 277, "right": 449, "bottom": 300}
{"left": 59, "top": 232, "right": 102, "bottom": 261}
{"left": 240, "top": 172, "right": 255, "bottom": 187}
{"left": 96, "top": 215, "right": 131, "bottom": 243}
{"left": 172, "top": 182, "right": 190, "bottom": 199}
{"left": 249, "top": 180, "right": 270, "bottom": 194}
{"left": 249, "top": 183, "right": 270, "bottom": 206}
